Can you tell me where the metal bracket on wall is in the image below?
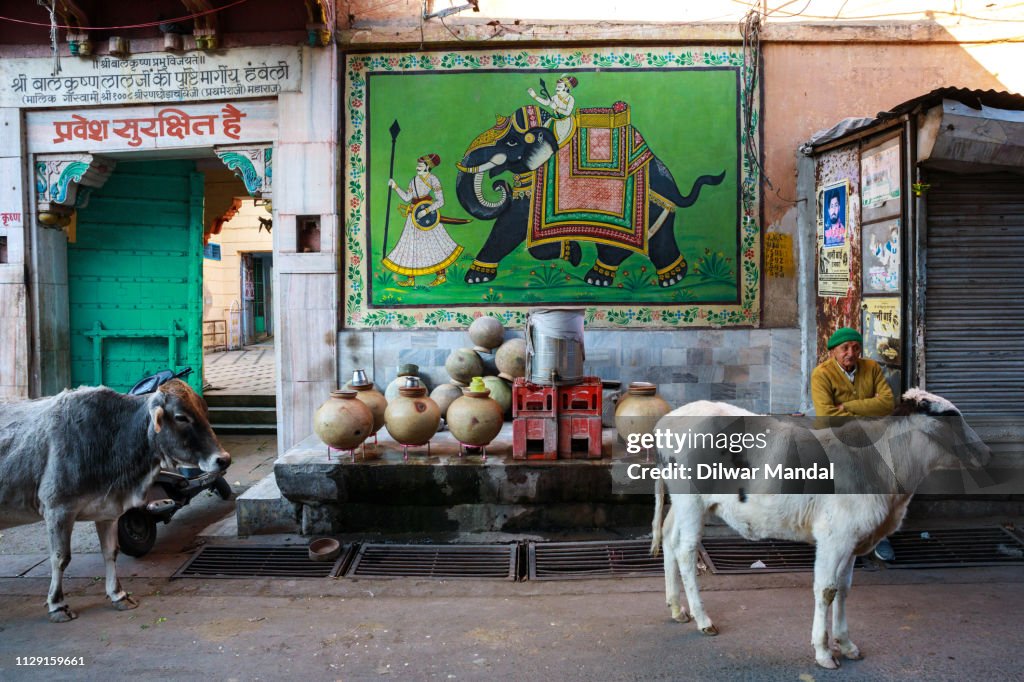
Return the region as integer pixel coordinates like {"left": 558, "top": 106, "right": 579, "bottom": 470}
{"left": 213, "top": 145, "right": 273, "bottom": 208}
{"left": 34, "top": 153, "right": 116, "bottom": 231}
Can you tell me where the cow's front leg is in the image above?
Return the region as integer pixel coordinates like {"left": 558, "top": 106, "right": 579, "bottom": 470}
{"left": 96, "top": 520, "right": 138, "bottom": 611}
{"left": 831, "top": 555, "right": 861, "bottom": 660}
{"left": 43, "top": 508, "right": 76, "bottom": 622}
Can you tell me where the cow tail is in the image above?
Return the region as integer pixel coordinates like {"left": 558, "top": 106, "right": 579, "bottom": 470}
{"left": 651, "top": 477, "right": 667, "bottom": 557}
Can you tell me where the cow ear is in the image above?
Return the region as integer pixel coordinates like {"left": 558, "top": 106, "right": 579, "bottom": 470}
{"left": 151, "top": 406, "right": 164, "bottom": 433}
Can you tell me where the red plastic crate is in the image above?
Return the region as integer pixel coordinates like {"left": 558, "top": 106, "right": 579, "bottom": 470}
{"left": 513, "top": 416, "right": 558, "bottom": 460}
{"left": 557, "top": 377, "right": 602, "bottom": 416}
{"left": 513, "top": 378, "right": 557, "bottom": 417}
{"left": 557, "top": 414, "right": 603, "bottom": 459}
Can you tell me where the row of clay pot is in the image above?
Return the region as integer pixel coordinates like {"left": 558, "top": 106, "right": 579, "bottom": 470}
{"left": 314, "top": 374, "right": 507, "bottom": 451}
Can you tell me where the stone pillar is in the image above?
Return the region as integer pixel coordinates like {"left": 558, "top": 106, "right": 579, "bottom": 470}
{"left": 274, "top": 45, "right": 340, "bottom": 453}
{"left": 0, "top": 107, "right": 29, "bottom": 399}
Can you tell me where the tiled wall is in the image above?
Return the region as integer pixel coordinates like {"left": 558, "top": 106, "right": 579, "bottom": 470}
{"left": 338, "top": 327, "right": 805, "bottom": 415}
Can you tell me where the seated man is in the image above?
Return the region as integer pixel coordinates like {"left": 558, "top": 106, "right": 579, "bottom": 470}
{"left": 811, "top": 326, "right": 897, "bottom": 561}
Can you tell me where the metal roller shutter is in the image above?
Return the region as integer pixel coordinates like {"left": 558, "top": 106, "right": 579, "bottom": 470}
{"left": 924, "top": 172, "right": 1024, "bottom": 416}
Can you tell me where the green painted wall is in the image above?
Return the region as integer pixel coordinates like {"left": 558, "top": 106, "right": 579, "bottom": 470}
{"left": 68, "top": 160, "right": 204, "bottom": 392}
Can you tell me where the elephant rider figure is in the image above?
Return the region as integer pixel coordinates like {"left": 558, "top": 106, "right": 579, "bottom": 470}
{"left": 384, "top": 153, "right": 465, "bottom": 287}
{"left": 528, "top": 75, "right": 577, "bottom": 146}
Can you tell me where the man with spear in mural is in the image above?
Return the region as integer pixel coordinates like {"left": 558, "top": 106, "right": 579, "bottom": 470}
{"left": 383, "top": 152, "right": 468, "bottom": 287}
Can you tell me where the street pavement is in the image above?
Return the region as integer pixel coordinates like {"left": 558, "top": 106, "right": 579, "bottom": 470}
{"left": 1, "top": 434, "right": 1023, "bottom": 680}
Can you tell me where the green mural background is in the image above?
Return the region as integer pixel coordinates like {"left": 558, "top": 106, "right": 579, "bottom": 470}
{"left": 366, "top": 68, "right": 739, "bottom": 308}
{"left": 344, "top": 48, "right": 761, "bottom": 329}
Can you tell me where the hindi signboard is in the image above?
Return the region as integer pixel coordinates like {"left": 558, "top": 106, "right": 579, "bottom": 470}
{"left": 1, "top": 46, "right": 300, "bottom": 109}
{"left": 27, "top": 100, "right": 277, "bottom": 153}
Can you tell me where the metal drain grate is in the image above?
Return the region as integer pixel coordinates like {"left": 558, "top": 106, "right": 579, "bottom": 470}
{"left": 529, "top": 540, "right": 663, "bottom": 580}
{"left": 699, "top": 537, "right": 866, "bottom": 574}
{"left": 345, "top": 544, "right": 518, "bottom": 580}
{"left": 882, "top": 527, "right": 1024, "bottom": 569}
{"left": 174, "top": 544, "right": 351, "bottom": 578}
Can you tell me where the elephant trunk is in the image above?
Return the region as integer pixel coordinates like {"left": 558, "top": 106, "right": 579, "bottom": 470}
{"left": 456, "top": 167, "right": 510, "bottom": 221}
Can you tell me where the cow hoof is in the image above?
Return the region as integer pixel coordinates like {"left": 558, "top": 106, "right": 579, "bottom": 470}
{"left": 816, "top": 655, "right": 840, "bottom": 670}
{"left": 667, "top": 606, "right": 692, "bottom": 622}
{"left": 839, "top": 645, "right": 863, "bottom": 660}
{"left": 112, "top": 595, "right": 139, "bottom": 611}
{"left": 700, "top": 624, "right": 718, "bottom": 636}
{"left": 48, "top": 605, "right": 77, "bottom": 623}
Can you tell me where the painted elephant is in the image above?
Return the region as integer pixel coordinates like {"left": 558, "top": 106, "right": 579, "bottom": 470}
{"left": 455, "top": 104, "right": 725, "bottom": 287}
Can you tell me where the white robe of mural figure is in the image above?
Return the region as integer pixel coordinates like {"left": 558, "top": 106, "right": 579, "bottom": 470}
{"left": 528, "top": 75, "right": 577, "bottom": 146}
{"left": 383, "top": 154, "right": 464, "bottom": 287}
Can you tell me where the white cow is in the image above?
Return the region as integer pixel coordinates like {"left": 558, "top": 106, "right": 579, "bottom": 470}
{"left": 650, "top": 390, "right": 991, "bottom": 669}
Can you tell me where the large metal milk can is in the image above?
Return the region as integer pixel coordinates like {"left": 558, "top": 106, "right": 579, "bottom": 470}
{"left": 524, "top": 307, "right": 585, "bottom": 386}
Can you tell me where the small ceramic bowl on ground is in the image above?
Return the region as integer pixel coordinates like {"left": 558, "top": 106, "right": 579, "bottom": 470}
{"left": 308, "top": 537, "right": 341, "bottom": 562}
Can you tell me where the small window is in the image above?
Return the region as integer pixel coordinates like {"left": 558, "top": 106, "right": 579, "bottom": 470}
{"left": 297, "top": 215, "right": 321, "bottom": 253}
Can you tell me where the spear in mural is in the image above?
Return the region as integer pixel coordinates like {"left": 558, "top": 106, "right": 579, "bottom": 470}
{"left": 382, "top": 119, "right": 401, "bottom": 259}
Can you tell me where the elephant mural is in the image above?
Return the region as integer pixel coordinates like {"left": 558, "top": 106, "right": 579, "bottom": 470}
{"left": 455, "top": 103, "right": 725, "bottom": 287}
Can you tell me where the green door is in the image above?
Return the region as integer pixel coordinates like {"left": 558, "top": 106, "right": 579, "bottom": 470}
{"left": 68, "top": 160, "right": 204, "bottom": 393}
{"left": 253, "top": 256, "right": 266, "bottom": 335}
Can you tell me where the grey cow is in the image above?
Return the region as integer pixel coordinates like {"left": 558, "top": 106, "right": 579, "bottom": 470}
{"left": 0, "top": 380, "right": 230, "bottom": 622}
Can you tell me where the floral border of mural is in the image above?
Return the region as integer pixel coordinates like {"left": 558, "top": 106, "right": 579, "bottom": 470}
{"left": 342, "top": 46, "right": 761, "bottom": 329}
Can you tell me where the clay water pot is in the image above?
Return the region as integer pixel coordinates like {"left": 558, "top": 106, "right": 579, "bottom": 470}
{"left": 350, "top": 372, "right": 387, "bottom": 437}
{"left": 481, "top": 375, "right": 512, "bottom": 417}
{"left": 494, "top": 338, "right": 527, "bottom": 380}
{"left": 446, "top": 377, "right": 504, "bottom": 447}
{"left": 385, "top": 363, "right": 421, "bottom": 402}
{"left": 614, "top": 382, "right": 671, "bottom": 444}
{"left": 384, "top": 379, "right": 441, "bottom": 446}
{"left": 430, "top": 383, "right": 464, "bottom": 418}
{"left": 445, "top": 348, "right": 483, "bottom": 385}
{"left": 313, "top": 389, "right": 374, "bottom": 450}
{"left": 468, "top": 315, "right": 505, "bottom": 352}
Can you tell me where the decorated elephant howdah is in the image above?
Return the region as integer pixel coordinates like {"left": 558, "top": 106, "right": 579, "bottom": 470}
{"left": 455, "top": 102, "right": 725, "bottom": 287}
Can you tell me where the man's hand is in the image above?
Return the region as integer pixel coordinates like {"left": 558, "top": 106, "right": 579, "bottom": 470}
{"left": 388, "top": 179, "right": 397, "bottom": 190}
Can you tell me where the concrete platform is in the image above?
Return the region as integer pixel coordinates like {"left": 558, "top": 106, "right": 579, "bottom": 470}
{"left": 271, "top": 424, "right": 657, "bottom": 536}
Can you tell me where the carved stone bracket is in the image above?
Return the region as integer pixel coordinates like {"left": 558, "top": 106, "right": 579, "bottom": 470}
{"left": 214, "top": 145, "right": 273, "bottom": 204}
{"left": 305, "top": 0, "right": 333, "bottom": 46}
{"left": 34, "top": 153, "right": 116, "bottom": 227}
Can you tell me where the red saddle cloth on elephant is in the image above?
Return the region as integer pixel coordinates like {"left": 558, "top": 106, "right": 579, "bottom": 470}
{"left": 526, "top": 102, "right": 655, "bottom": 254}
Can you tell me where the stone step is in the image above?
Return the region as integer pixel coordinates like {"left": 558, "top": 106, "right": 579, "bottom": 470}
{"left": 209, "top": 405, "right": 278, "bottom": 425}
{"left": 213, "top": 422, "right": 278, "bottom": 436}
{"left": 236, "top": 473, "right": 301, "bottom": 535}
{"left": 205, "top": 393, "right": 276, "bottom": 408}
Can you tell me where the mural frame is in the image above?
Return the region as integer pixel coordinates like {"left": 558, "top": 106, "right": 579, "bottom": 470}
{"left": 342, "top": 46, "right": 762, "bottom": 329}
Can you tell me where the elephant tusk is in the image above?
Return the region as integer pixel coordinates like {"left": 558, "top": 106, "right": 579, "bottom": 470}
{"left": 456, "top": 163, "right": 478, "bottom": 173}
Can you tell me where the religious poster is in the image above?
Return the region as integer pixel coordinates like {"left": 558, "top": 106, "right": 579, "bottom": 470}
{"left": 821, "top": 181, "right": 848, "bottom": 249}
{"left": 343, "top": 47, "right": 761, "bottom": 329}
{"left": 862, "top": 297, "right": 901, "bottom": 367}
{"left": 862, "top": 219, "right": 900, "bottom": 294}
{"left": 817, "top": 181, "right": 851, "bottom": 297}
{"left": 860, "top": 138, "right": 901, "bottom": 210}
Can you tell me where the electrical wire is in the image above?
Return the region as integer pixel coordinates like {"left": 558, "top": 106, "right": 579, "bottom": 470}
{"left": 0, "top": 0, "right": 252, "bottom": 31}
